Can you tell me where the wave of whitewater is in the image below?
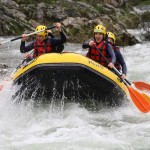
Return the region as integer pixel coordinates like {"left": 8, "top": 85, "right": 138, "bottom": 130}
{"left": 0, "top": 38, "right": 150, "bottom": 150}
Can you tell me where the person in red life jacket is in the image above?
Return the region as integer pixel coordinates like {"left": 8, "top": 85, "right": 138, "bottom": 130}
{"left": 107, "top": 32, "right": 127, "bottom": 79}
{"left": 20, "top": 23, "right": 66, "bottom": 59}
{"left": 82, "top": 25, "right": 116, "bottom": 69}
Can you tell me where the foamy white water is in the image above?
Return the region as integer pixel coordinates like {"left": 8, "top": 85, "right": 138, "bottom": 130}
{"left": 0, "top": 37, "right": 150, "bottom": 150}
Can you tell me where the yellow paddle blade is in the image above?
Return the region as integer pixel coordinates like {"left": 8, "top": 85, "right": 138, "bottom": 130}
{"left": 142, "top": 93, "right": 150, "bottom": 103}
{"left": 127, "top": 85, "right": 150, "bottom": 113}
{"left": 133, "top": 82, "right": 150, "bottom": 92}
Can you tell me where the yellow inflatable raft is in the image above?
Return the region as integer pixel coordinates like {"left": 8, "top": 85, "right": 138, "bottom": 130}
{"left": 11, "top": 52, "right": 128, "bottom": 107}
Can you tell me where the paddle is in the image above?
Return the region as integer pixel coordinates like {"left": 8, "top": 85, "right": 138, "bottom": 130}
{"left": 94, "top": 45, "right": 150, "bottom": 113}
{"left": 124, "top": 79, "right": 150, "bottom": 103}
{"left": 142, "top": 93, "right": 150, "bottom": 103}
{"left": 0, "top": 48, "right": 35, "bottom": 92}
{"left": 0, "top": 24, "right": 55, "bottom": 90}
{"left": 0, "top": 57, "right": 28, "bottom": 92}
{"left": 133, "top": 81, "right": 150, "bottom": 92}
{"left": 0, "top": 25, "right": 56, "bottom": 45}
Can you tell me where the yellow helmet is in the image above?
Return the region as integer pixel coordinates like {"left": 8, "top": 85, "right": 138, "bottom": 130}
{"left": 107, "top": 32, "right": 116, "bottom": 43}
{"left": 94, "top": 25, "right": 106, "bottom": 35}
{"left": 35, "top": 25, "right": 48, "bottom": 39}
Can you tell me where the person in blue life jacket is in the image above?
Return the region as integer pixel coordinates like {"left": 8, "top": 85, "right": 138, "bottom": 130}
{"left": 20, "top": 23, "right": 66, "bottom": 60}
{"left": 107, "top": 32, "right": 127, "bottom": 79}
{"left": 82, "top": 24, "right": 116, "bottom": 69}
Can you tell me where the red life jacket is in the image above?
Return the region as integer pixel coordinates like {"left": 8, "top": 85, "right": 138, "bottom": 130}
{"left": 87, "top": 40, "right": 111, "bottom": 67}
{"left": 33, "top": 38, "right": 52, "bottom": 58}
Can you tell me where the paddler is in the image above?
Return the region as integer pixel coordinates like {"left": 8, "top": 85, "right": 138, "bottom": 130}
{"left": 82, "top": 24, "right": 116, "bottom": 69}
{"left": 107, "top": 31, "right": 127, "bottom": 79}
{"left": 20, "top": 23, "right": 66, "bottom": 60}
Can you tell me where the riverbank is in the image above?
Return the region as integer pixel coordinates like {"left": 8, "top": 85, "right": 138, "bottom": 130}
{"left": 0, "top": 0, "right": 150, "bottom": 45}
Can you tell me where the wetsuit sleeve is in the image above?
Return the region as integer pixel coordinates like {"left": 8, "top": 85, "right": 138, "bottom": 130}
{"left": 50, "top": 30, "right": 67, "bottom": 53}
{"left": 50, "top": 31, "right": 66, "bottom": 49}
{"left": 59, "top": 31, "right": 67, "bottom": 43}
{"left": 115, "top": 50, "right": 127, "bottom": 75}
{"left": 48, "top": 32, "right": 55, "bottom": 38}
{"left": 20, "top": 41, "right": 34, "bottom": 53}
{"left": 82, "top": 40, "right": 91, "bottom": 49}
{"left": 107, "top": 43, "right": 116, "bottom": 64}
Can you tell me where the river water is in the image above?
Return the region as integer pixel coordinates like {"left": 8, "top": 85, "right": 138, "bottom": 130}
{"left": 0, "top": 37, "right": 150, "bottom": 150}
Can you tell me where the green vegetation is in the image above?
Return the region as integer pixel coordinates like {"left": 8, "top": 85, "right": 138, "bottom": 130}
{"left": 141, "top": 11, "right": 150, "bottom": 22}
{"left": 69, "top": 28, "right": 80, "bottom": 35}
{"left": 2, "top": 20, "right": 24, "bottom": 35}
{"left": 131, "top": 0, "right": 150, "bottom": 6}
{"left": 14, "top": 0, "right": 57, "bottom": 4}
{"left": 93, "top": 5, "right": 105, "bottom": 14}
{"left": 140, "top": 11, "right": 150, "bottom": 40}
{"left": 118, "top": 12, "right": 140, "bottom": 29}
{"left": 1, "top": 0, "right": 149, "bottom": 44}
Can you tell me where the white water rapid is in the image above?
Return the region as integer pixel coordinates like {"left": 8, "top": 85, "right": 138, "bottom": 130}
{"left": 0, "top": 37, "right": 150, "bottom": 150}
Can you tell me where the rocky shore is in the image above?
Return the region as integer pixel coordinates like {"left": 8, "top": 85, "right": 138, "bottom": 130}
{"left": 0, "top": 0, "right": 149, "bottom": 45}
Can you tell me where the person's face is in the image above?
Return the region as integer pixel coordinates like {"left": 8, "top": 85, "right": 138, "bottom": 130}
{"left": 37, "top": 35, "right": 44, "bottom": 42}
{"left": 94, "top": 32, "right": 104, "bottom": 43}
{"left": 107, "top": 37, "right": 114, "bottom": 44}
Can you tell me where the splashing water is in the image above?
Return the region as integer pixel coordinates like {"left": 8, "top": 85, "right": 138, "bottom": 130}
{"left": 0, "top": 38, "right": 150, "bottom": 150}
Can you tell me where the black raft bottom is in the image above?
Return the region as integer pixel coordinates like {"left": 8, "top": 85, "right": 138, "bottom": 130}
{"left": 13, "top": 64, "right": 126, "bottom": 109}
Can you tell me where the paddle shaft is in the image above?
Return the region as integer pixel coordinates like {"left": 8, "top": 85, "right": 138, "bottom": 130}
{"left": 93, "top": 45, "right": 127, "bottom": 82}
{"left": 93, "top": 45, "right": 148, "bottom": 87}
{"left": 93, "top": 45, "right": 145, "bottom": 86}
{"left": 0, "top": 25, "right": 56, "bottom": 45}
